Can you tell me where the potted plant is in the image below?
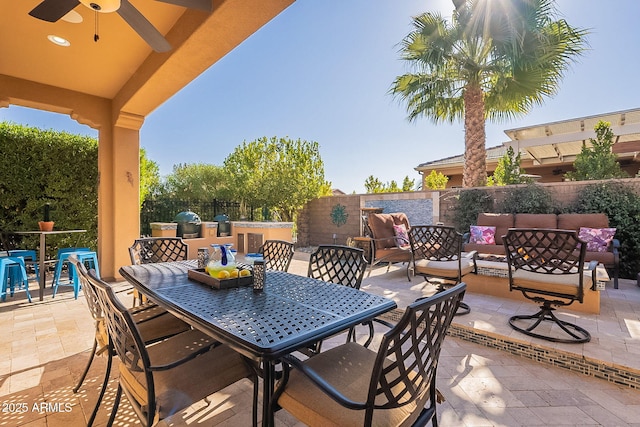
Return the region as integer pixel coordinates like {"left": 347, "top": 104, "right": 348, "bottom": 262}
{"left": 39, "top": 203, "right": 54, "bottom": 231}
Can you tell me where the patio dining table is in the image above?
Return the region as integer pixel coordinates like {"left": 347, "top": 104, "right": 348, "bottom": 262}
{"left": 119, "top": 260, "right": 397, "bottom": 426}
{"left": 11, "top": 229, "right": 87, "bottom": 301}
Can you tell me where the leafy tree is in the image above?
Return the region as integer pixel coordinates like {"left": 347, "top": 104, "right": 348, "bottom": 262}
{"left": 564, "top": 121, "right": 628, "bottom": 181}
{"left": 139, "top": 148, "right": 160, "bottom": 206}
{"left": 487, "top": 146, "right": 531, "bottom": 186}
{"left": 402, "top": 176, "right": 416, "bottom": 191}
{"left": 391, "top": 0, "right": 587, "bottom": 187}
{"left": 162, "top": 163, "right": 229, "bottom": 201}
{"left": 364, "top": 175, "right": 416, "bottom": 193}
{"left": 424, "top": 170, "right": 449, "bottom": 190}
{"left": 387, "top": 180, "right": 401, "bottom": 192}
{"left": 223, "top": 136, "right": 330, "bottom": 222}
{"left": 364, "top": 175, "right": 385, "bottom": 193}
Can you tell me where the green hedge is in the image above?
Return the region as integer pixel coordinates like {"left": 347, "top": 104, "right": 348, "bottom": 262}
{"left": 0, "top": 122, "right": 98, "bottom": 258}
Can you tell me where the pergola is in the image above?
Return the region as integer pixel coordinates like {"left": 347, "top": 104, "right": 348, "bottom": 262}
{"left": 504, "top": 107, "right": 640, "bottom": 166}
{"left": 0, "top": 0, "right": 295, "bottom": 280}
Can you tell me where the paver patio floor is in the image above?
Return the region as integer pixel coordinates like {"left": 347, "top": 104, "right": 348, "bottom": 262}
{"left": 0, "top": 252, "right": 638, "bottom": 426}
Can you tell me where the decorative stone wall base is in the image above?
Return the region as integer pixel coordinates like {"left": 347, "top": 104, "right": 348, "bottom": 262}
{"left": 380, "top": 308, "right": 639, "bottom": 389}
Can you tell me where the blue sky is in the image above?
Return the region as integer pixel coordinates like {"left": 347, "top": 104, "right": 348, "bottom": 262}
{"left": 2, "top": 0, "right": 639, "bottom": 193}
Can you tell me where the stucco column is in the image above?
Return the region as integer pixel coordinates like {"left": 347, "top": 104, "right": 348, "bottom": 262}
{"left": 98, "top": 112, "right": 143, "bottom": 280}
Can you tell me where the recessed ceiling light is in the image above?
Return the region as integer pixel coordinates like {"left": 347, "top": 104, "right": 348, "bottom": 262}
{"left": 61, "top": 10, "right": 83, "bottom": 24}
{"left": 47, "top": 35, "right": 70, "bottom": 47}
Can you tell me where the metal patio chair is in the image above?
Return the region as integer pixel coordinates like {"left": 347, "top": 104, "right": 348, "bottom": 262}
{"left": 504, "top": 228, "right": 596, "bottom": 344}
{"left": 274, "top": 283, "right": 466, "bottom": 427}
{"left": 259, "top": 239, "right": 294, "bottom": 271}
{"left": 409, "top": 225, "right": 475, "bottom": 315}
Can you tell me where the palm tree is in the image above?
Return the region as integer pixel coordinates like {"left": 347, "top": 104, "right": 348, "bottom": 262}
{"left": 391, "top": 0, "right": 588, "bottom": 187}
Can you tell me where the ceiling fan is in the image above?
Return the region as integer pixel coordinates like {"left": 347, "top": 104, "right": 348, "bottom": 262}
{"left": 28, "top": 0, "right": 212, "bottom": 52}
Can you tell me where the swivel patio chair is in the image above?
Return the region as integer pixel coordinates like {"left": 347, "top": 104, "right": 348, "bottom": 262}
{"left": 409, "top": 225, "right": 475, "bottom": 315}
{"left": 305, "top": 245, "right": 369, "bottom": 354}
{"left": 85, "top": 264, "right": 258, "bottom": 427}
{"left": 128, "top": 237, "right": 188, "bottom": 305}
{"left": 259, "top": 239, "right": 294, "bottom": 271}
{"left": 503, "top": 228, "right": 596, "bottom": 344}
{"left": 69, "top": 256, "right": 192, "bottom": 425}
{"left": 274, "top": 282, "right": 466, "bottom": 427}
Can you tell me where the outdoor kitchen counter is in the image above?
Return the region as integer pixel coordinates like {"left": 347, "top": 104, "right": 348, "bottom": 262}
{"left": 150, "top": 221, "right": 294, "bottom": 258}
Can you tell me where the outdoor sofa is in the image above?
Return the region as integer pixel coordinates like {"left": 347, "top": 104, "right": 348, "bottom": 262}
{"left": 463, "top": 213, "right": 620, "bottom": 288}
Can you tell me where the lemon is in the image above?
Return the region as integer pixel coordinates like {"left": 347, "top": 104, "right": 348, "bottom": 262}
{"left": 217, "top": 270, "right": 230, "bottom": 279}
{"left": 240, "top": 269, "right": 251, "bottom": 277}
{"left": 229, "top": 269, "right": 239, "bottom": 278}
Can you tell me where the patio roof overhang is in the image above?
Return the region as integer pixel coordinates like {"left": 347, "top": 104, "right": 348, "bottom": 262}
{"left": 0, "top": 0, "right": 295, "bottom": 281}
{"left": 503, "top": 107, "right": 640, "bottom": 165}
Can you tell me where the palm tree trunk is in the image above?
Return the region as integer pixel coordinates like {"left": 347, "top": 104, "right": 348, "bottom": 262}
{"left": 462, "top": 84, "right": 487, "bottom": 187}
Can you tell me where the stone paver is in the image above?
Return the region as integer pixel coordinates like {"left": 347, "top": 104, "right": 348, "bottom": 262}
{"left": 0, "top": 254, "right": 638, "bottom": 426}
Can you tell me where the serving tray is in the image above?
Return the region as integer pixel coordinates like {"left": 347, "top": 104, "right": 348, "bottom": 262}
{"left": 188, "top": 268, "right": 253, "bottom": 289}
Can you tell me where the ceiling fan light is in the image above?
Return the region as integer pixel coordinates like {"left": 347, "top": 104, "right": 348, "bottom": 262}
{"left": 79, "top": 0, "right": 121, "bottom": 13}
{"left": 47, "top": 35, "right": 70, "bottom": 47}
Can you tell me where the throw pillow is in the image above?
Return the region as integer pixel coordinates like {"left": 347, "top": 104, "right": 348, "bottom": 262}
{"left": 469, "top": 225, "right": 496, "bottom": 245}
{"left": 578, "top": 227, "right": 616, "bottom": 252}
{"left": 393, "top": 224, "right": 409, "bottom": 247}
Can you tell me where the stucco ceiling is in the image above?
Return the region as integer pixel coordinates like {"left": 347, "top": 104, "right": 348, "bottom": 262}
{"left": 1, "top": 0, "right": 295, "bottom": 118}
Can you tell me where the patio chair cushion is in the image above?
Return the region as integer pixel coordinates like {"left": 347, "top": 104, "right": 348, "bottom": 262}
{"left": 118, "top": 330, "right": 251, "bottom": 420}
{"left": 278, "top": 342, "right": 429, "bottom": 427}
{"left": 368, "top": 213, "right": 410, "bottom": 250}
{"left": 511, "top": 269, "right": 584, "bottom": 297}
{"left": 414, "top": 258, "right": 475, "bottom": 278}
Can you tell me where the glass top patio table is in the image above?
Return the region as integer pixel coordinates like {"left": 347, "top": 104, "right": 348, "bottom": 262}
{"left": 119, "top": 259, "right": 397, "bottom": 426}
{"left": 12, "top": 229, "right": 87, "bottom": 301}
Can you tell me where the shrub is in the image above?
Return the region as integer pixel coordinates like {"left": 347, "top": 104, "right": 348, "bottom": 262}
{"left": 450, "top": 189, "right": 493, "bottom": 233}
{"left": 497, "top": 184, "right": 555, "bottom": 214}
{"left": 572, "top": 181, "right": 640, "bottom": 278}
{"left": 0, "top": 122, "right": 98, "bottom": 257}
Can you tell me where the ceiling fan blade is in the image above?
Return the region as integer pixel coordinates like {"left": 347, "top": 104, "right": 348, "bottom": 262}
{"left": 29, "top": 0, "right": 80, "bottom": 22}
{"left": 117, "top": 0, "right": 172, "bottom": 52}
{"left": 155, "top": 0, "right": 212, "bottom": 12}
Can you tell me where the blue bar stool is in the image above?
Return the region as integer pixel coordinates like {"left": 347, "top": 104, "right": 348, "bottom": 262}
{"left": 1, "top": 257, "right": 31, "bottom": 303}
{"left": 53, "top": 248, "right": 98, "bottom": 299}
{"left": 8, "top": 249, "right": 39, "bottom": 283}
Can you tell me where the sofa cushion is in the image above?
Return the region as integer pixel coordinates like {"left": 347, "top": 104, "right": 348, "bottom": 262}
{"left": 579, "top": 227, "right": 616, "bottom": 252}
{"left": 469, "top": 225, "right": 496, "bottom": 245}
{"left": 464, "top": 242, "right": 506, "bottom": 255}
{"left": 558, "top": 213, "right": 609, "bottom": 232}
{"left": 583, "top": 250, "right": 614, "bottom": 265}
{"left": 477, "top": 213, "right": 514, "bottom": 245}
{"left": 514, "top": 213, "right": 557, "bottom": 229}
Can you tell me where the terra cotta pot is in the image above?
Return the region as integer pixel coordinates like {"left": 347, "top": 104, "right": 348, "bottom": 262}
{"left": 38, "top": 221, "right": 54, "bottom": 232}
